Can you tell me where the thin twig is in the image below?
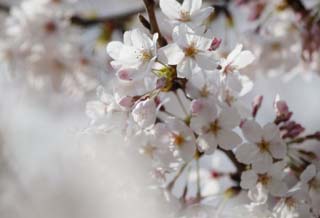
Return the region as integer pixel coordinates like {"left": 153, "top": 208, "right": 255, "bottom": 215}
{"left": 142, "top": 0, "right": 167, "bottom": 46}
{"left": 70, "top": 7, "right": 145, "bottom": 27}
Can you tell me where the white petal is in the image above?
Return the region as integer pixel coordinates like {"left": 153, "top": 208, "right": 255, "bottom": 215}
{"left": 190, "top": 115, "right": 207, "bottom": 135}
{"left": 190, "top": 7, "right": 214, "bottom": 24}
{"left": 226, "top": 44, "right": 243, "bottom": 64}
{"left": 219, "top": 107, "right": 241, "bottom": 129}
{"left": 300, "top": 164, "right": 316, "bottom": 183}
{"left": 232, "top": 50, "right": 255, "bottom": 70}
{"left": 132, "top": 99, "right": 157, "bottom": 129}
{"left": 177, "top": 58, "right": 196, "bottom": 78}
{"left": 240, "top": 170, "right": 258, "bottom": 189}
{"left": 241, "top": 120, "right": 263, "bottom": 143}
{"left": 195, "top": 52, "right": 218, "bottom": 70}
{"left": 269, "top": 142, "right": 287, "bottom": 159}
{"left": 197, "top": 133, "right": 217, "bottom": 154}
{"left": 262, "top": 123, "right": 279, "bottom": 142}
{"left": 158, "top": 43, "right": 184, "bottom": 65}
{"left": 182, "top": 0, "right": 202, "bottom": 14}
{"left": 131, "top": 29, "right": 147, "bottom": 49}
{"left": 217, "top": 129, "right": 242, "bottom": 150}
{"left": 235, "top": 143, "right": 259, "bottom": 164}
{"left": 195, "top": 35, "right": 212, "bottom": 50}
{"left": 106, "top": 41, "right": 123, "bottom": 59}
{"left": 268, "top": 179, "right": 288, "bottom": 197}
{"left": 248, "top": 183, "right": 268, "bottom": 204}
{"left": 160, "top": 0, "right": 181, "bottom": 20}
{"left": 252, "top": 152, "right": 273, "bottom": 173}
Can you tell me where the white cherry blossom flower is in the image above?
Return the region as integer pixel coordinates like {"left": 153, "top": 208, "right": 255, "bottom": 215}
{"left": 300, "top": 164, "right": 320, "bottom": 215}
{"left": 190, "top": 102, "right": 242, "bottom": 154}
{"left": 165, "top": 118, "right": 196, "bottom": 162}
{"left": 241, "top": 161, "right": 288, "bottom": 201}
{"left": 132, "top": 98, "right": 157, "bottom": 129}
{"left": 273, "top": 186, "right": 312, "bottom": 218}
{"left": 107, "top": 29, "right": 158, "bottom": 79}
{"left": 235, "top": 120, "right": 287, "bottom": 173}
{"left": 220, "top": 44, "right": 255, "bottom": 75}
{"left": 159, "top": 0, "right": 214, "bottom": 28}
{"left": 159, "top": 24, "right": 218, "bottom": 78}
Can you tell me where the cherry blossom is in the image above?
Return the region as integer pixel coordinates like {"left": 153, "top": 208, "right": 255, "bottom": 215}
{"left": 235, "top": 120, "right": 287, "bottom": 173}
{"left": 240, "top": 161, "right": 288, "bottom": 200}
{"left": 159, "top": 0, "right": 213, "bottom": 28}
{"left": 107, "top": 29, "right": 158, "bottom": 79}
{"left": 159, "top": 24, "right": 218, "bottom": 78}
{"left": 190, "top": 102, "right": 242, "bottom": 154}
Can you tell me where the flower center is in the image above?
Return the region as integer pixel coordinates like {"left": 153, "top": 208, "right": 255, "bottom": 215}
{"left": 309, "top": 178, "right": 320, "bottom": 190}
{"left": 171, "top": 133, "right": 185, "bottom": 147}
{"left": 141, "top": 50, "right": 152, "bottom": 62}
{"left": 258, "top": 174, "right": 270, "bottom": 186}
{"left": 210, "top": 120, "right": 221, "bottom": 136}
{"left": 284, "top": 197, "right": 296, "bottom": 209}
{"left": 184, "top": 43, "right": 198, "bottom": 57}
{"left": 257, "top": 139, "right": 270, "bottom": 153}
{"left": 44, "top": 21, "right": 57, "bottom": 34}
{"left": 179, "top": 10, "right": 191, "bottom": 22}
{"left": 200, "top": 85, "right": 210, "bottom": 97}
{"left": 142, "top": 144, "right": 157, "bottom": 158}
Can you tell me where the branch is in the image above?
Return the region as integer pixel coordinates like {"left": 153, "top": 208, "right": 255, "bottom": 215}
{"left": 70, "top": 7, "right": 145, "bottom": 27}
{"left": 219, "top": 148, "right": 246, "bottom": 183}
{"left": 0, "top": 3, "right": 10, "bottom": 13}
{"left": 142, "top": 0, "right": 167, "bottom": 47}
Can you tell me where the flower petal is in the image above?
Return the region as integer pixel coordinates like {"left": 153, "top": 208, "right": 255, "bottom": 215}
{"left": 269, "top": 142, "right": 287, "bottom": 159}
{"left": 158, "top": 43, "right": 184, "bottom": 65}
{"left": 197, "top": 133, "right": 218, "bottom": 154}
{"left": 232, "top": 50, "right": 255, "bottom": 70}
{"left": 160, "top": 0, "right": 181, "bottom": 20}
{"left": 182, "top": 0, "right": 202, "bottom": 14}
{"left": 241, "top": 170, "right": 258, "bottom": 189}
{"left": 262, "top": 123, "right": 279, "bottom": 142}
{"left": 268, "top": 179, "right": 288, "bottom": 197}
{"left": 252, "top": 152, "right": 273, "bottom": 173}
{"left": 241, "top": 120, "right": 262, "bottom": 143}
{"left": 106, "top": 41, "right": 123, "bottom": 60}
{"left": 235, "top": 143, "right": 259, "bottom": 164}
{"left": 219, "top": 107, "right": 241, "bottom": 129}
{"left": 300, "top": 164, "right": 316, "bottom": 183}
{"left": 195, "top": 52, "right": 218, "bottom": 70}
{"left": 217, "top": 129, "right": 242, "bottom": 150}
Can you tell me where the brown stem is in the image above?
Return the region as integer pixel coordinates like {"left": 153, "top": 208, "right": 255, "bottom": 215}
{"left": 70, "top": 7, "right": 145, "bottom": 27}
{"left": 219, "top": 148, "right": 246, "bottom": 183}
{"left": 142, "top": 0, "right": 167, "bottom": 47}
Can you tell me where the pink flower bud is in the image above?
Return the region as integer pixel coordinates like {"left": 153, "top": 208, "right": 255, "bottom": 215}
{"left": 252, "top": 95, "right": 263, "bottom": 118}
{"left": 209, "top": 37, "right": 222, "bottom": 51}
{"left": 274, "top": 95, "right": 292, "bottom": 124}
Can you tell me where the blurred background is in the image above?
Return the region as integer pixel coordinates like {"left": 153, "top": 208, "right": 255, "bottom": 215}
{"left": 0, "top": 0, "right": 319, "bottom": 217}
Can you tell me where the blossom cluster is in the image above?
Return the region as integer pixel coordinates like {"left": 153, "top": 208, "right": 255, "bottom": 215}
{"left": 0, "top": 0, "right": 102, "bottom": 98}
{"left": 87, "top": 0, "right": 320, "bottom": 217}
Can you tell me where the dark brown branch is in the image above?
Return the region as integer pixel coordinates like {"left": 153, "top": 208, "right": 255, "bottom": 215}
{"left": 142, "top": 0, "right": 167, "bottom": 47}
{"left": 219, "top": 148, "right": 246, "bottom": 183}
{"left": 0, "top": 3, "right": 10, "bottom": 13}
{"left": 285, "top": 0, "right": 309, "bottom": 17}
{"left": 70, "top": 6, "right": 145, "bottom": 27}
